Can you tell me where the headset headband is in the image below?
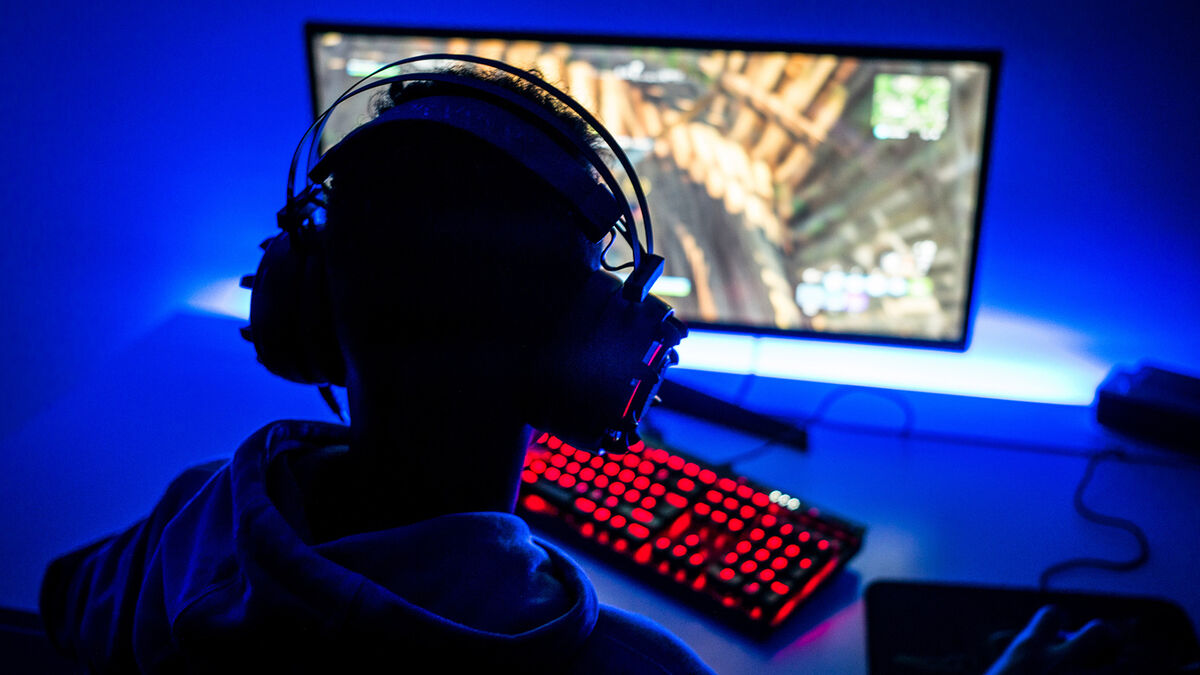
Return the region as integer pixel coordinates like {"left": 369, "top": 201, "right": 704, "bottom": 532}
{"left": 310, "top": 94, "right": 622, "bottom": 242}
{"left": 286, "top": 53, "right": 660, "bottom": 292}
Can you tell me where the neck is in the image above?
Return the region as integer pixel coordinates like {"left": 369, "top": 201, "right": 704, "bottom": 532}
{"left": 343, "top": 380, "right": 533, "bottom": 530}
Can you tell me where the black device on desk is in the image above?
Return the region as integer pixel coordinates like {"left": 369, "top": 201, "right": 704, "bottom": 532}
{"left": 517, "top": 432, "right": 865, "bottom": 634}
{"left": 1097, "top": 363, "right": 1200, "bottom": 454}
{"left": 866, "top": 580, "right": 1200, "bottom": 674}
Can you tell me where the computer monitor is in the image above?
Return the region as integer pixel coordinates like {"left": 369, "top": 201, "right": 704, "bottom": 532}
{"left": 306, "top": 24, "right": 999, "bottom": 350}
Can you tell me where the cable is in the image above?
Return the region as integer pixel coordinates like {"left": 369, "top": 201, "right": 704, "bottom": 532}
{"left": 709, "top": 377, "right": 1200, "bottom": 473}
{"left": 806, "top": 415, "right": 1200, "bottom": 471}
{"left": 699, "top": 382, "right": 1174, "bottom": 600}
{"left": 806, "top": 385, "right": 916, "bottom": 438}
{"left": 715, "top": 427, "right": 806, "bottom": 469}
{"left": 600, "top": 231, "right": 636, "bottom": 271}
{"left": 719, "top": 384, "right": 915, "bottom": 468}
{"left": 1038, "top": 449, "right": 1151, "bottom": 591}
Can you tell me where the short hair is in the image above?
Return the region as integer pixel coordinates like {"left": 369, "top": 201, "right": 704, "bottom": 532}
{"left": 321, "top": 67, "right": 606, "bottom": 376}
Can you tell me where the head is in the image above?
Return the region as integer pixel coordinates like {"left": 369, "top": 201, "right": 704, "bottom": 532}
{"left": 319, "top": 67, "right": 608, "bottom": 421}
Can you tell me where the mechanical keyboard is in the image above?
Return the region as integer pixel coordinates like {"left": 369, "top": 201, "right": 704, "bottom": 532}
{"left": 518, "top": 432, "right": 866, "bottom": 633}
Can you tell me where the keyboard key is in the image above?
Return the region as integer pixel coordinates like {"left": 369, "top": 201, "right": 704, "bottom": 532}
{"left": 519, "top": 433, "right": 865, "bottom": 633}
{"left": 664, "top": 492, "right": 689, "bottom": 509}
{"left": 616, "top": 503, "right": 663, "bottom": 530}
{"left": 631, "top": 507, "right": 655, "bottom": 524}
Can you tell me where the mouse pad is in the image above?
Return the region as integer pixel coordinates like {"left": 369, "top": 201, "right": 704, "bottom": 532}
{"left": 865, "top": 580, "right": 1198, "bottom": 674}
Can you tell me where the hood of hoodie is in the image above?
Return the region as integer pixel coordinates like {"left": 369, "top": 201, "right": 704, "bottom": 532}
{"left": 134, "top": 420, "right": 599, "bottom": 671}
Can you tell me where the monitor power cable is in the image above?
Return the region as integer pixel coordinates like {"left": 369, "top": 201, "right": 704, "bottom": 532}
{"left": 1037, "top": 448, "right": 1151, "bottom": 592}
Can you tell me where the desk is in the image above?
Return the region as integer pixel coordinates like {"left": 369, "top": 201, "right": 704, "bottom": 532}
{"left": 537, "top": 398, "right": 1200, "bottom": 673}
{"left": 2, "top": 313, "right": 1197, "bottom": 673}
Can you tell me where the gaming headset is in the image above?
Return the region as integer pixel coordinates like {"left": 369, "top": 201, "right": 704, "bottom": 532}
{"left": 239, "top": 53, "right": 686, "bottom": 455}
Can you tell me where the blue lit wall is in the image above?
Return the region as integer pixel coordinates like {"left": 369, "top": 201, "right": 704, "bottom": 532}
{"left": 2, "top": 0, "right": 1198, "bottom": 431}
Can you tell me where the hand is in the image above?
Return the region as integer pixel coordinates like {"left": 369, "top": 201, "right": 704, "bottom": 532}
{"left": 985, "top": 605, "right": 1119, "bottom": 674}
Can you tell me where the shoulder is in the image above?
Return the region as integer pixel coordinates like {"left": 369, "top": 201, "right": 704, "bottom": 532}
{"left": 565, "top": 603, "right": 716, "bottom": 675}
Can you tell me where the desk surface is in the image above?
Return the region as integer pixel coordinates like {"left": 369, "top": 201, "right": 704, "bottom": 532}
{"left": 552, "top": 404, "right": 1200, "bottom": 673}
{"left": 2, "top": 313, "right": 1198, "bottom": 674}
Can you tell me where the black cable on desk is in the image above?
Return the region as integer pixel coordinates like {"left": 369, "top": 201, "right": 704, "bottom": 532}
{"left": 708, "top": 382, "right": 1180, "bottom": 598}
{"left": 714, "top": 377, "right": 1200, "bottom": 473}
{"left": 1037, "top": 449, "right": 1151, "bottom": 591}
{"left": 717, "top": 384, "right": 915, "bottom": 468}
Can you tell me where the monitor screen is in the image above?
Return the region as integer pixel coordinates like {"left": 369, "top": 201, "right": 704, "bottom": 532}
{"left": 307, "top": 25, "right": 998, "bottom": 349}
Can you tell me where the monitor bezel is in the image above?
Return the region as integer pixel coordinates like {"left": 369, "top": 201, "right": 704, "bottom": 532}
{"left": 304, "top": 22, "right": 1002, "bottom": 352}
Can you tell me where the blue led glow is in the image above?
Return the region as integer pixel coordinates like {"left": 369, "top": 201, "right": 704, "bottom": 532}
{"left": 188, "top": 278, "right": 251, "bottom": 320}
{"left": 190, "top": 276, "right": 1108, "bottom": 405}
{"left": 676, "top": 308, "right": 1110, "bottom": 405}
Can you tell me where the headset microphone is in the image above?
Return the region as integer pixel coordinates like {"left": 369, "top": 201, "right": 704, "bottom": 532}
{"left": 239, "top": 54, "right": 686, "bottom": 454}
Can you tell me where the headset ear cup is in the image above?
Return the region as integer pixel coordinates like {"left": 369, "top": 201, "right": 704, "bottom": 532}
{"left": 527, "top": 270, "right": 683, "bottom": 450}
{"left": 247, "top": 232, "right": 346, "bottom": 386}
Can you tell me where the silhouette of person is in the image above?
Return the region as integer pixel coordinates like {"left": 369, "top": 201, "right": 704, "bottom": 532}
{"left": 40, "top": 64, "right": 715, "bottom": 673}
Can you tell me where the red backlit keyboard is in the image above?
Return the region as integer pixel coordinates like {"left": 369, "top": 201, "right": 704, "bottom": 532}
{"left": 518, "top": 432, "right": 865, "bottom": 633}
